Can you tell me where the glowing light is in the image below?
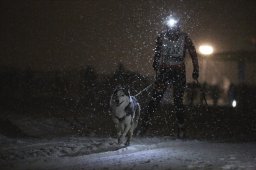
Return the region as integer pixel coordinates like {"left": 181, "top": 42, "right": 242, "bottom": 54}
{"left": 165, "top": 17, "right": 178, "bottom": 28}
{"left": 232, "top": 100, "right": 237, "bottom": 108}
{"left": 199, "top": 45, "right": 214, "bottom": 55}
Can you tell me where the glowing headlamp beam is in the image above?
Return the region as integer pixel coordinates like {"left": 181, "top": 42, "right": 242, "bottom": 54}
{"left": 166, "top": 17, "right": 178, "bottom": 28}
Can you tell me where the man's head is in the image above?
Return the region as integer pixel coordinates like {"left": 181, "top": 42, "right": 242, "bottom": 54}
{"left": 164, "top": 16, "right": 181, "bottom": 34}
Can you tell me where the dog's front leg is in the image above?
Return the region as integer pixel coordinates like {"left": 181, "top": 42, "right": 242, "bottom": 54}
{"left": 126, "top": 124, "right": 135, "bottom": 146}
{"left": 115, "top": 123, "right": 122, "bottom": 142}
{"left": 117, "top": 123, "right": 125, "bottom": 144}
{"left": 120, "top": 117, "right": 132, "bottom": 145}
{"left": 112, "top": 116, "right": 122, "bottom": 144}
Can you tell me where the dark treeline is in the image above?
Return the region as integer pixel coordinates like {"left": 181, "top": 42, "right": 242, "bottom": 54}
{"left": 0, "top": 64, "right": 151, "bottom": 114}
{"left": 1, "top": 64, "right": 256, "bottom": 115}
{"left": 1, "top": 65, "right": 256, "bottom": 140}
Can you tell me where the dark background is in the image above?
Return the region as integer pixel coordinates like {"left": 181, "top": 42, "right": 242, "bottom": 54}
{"left": 1, "top": 0, "right": 256, "bottom": 74}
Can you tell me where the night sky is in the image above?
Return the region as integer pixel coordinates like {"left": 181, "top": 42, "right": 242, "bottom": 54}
{"left": 1, "top": 0, "right": 256, "bottom": 74}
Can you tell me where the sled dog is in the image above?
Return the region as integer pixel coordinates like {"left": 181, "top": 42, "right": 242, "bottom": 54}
{"left": 110, "top": 86, "right": 141, "bottom": 146}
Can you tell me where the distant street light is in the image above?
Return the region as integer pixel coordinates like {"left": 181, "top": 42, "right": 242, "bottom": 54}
{"left": 232, "top": 100, "right": 237, "bottom": 108}
{"left": 199, "top": 45, "right": 214, "bottom": 56}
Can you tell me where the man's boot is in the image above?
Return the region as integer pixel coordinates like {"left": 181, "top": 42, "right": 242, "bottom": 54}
{"left": 136, "top": 121, "right": 151, "bottom": 136}
{"left": 177, "top": 123, "right": 185, "bottom": 139}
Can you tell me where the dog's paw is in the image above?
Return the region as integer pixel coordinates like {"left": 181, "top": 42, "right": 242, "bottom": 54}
{"left": 125, "top": 140, "right": 130, "bottom": 146}
{"left": 118, "top": 138, "right": 122, "bottom": 144}
{"left": 118, "top": 136, "right": 126, "bottom": 145}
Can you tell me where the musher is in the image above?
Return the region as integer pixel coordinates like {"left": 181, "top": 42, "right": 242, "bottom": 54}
{"left": 140, "top": 16, "right": 199, "bottom": 138}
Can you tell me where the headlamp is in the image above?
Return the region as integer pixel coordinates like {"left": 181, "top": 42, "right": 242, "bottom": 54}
{"left": 165, "top": 16, "right": 178, "bottom": 28}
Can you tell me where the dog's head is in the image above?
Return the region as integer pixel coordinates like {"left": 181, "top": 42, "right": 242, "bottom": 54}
{"left": 112, "top": 85, "right": 130, "bottom": 106}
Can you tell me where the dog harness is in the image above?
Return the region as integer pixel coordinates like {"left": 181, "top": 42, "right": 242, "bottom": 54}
{"left": 115, "top": 96, "right": 138, "bottom": 122}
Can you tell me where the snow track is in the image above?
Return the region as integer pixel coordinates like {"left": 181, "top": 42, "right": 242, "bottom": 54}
{"left": 1, "top": 137, "right": 256, "bottom": 170}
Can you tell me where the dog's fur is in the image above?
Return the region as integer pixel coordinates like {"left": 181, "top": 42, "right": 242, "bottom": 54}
{"left": 110, "top": 86, "right": 141, "bottom": 146}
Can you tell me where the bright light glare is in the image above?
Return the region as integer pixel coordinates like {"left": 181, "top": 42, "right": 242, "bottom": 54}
{"left": 232, "top": 100, "right": 237, "bottom": 108}
{"left": 199, "top": 45, "right": 214, "bottom": 55}
{"left": 166, "top": 18, "right": 178, "bottom": 28}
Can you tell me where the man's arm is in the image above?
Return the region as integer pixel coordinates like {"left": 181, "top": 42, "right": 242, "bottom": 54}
{"left": 185, "top": 35, "right": 199, "bottom": 79}
{"left": 153, "top": 34, "right": 162, "bottom": 71}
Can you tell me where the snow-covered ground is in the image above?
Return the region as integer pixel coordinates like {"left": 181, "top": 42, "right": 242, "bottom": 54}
{"left": 1, "top": 136, "right": 256, "bottom": 170}
{"left": 1, "top": 109, "right": 256, "bottom": 170}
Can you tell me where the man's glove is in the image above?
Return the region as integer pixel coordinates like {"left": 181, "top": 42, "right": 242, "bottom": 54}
{"left": 192, "top": 69, "right": 199, "bottom": 80}
{"left": 153, "top": 61, "right": 159, "bottom": 71}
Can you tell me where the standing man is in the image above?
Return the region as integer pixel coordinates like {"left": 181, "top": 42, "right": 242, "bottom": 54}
{"left": 140, "top": 16, "right": 199, "bottom": 138}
